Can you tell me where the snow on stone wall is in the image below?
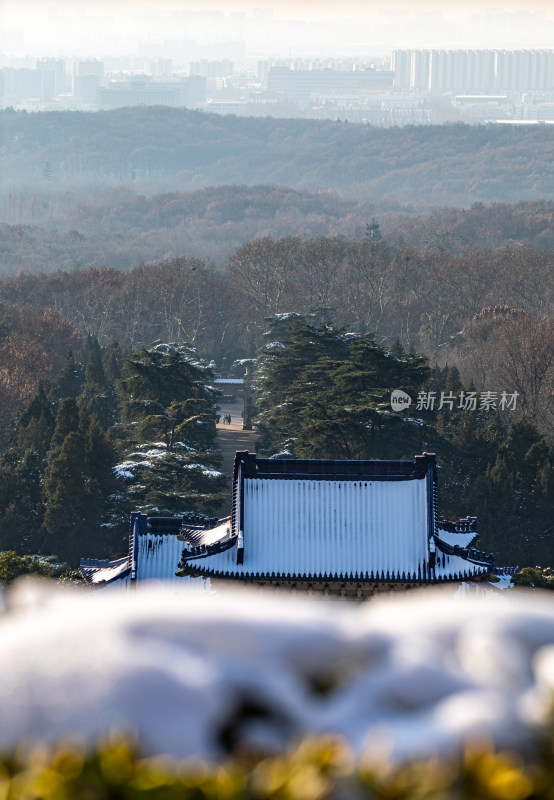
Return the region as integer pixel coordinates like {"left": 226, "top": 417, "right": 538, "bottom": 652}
{"left": 0, "top": 581, "right": 553, "bottom": 763}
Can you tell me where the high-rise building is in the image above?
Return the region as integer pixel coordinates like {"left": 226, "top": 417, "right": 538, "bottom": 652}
{"left": 35, "top": 58, "right": 67, "bottom": 97}
{"left": 392, "top": 50, "right": 411, "bottom": 90}
{"left": 73, "top": 59, "right": 104, "bottom": 83}
{"left": 469, "top": 51, "right": 495, "bottom": 92}
{"left": 410, "top": 51, "right": 430, "bottom": 90}
{"left": 393, "top": 49, "right": 554, "bottom": 93}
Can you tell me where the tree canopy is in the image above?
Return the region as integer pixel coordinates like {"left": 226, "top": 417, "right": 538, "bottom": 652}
{"left": 253, "top": 315, "right": 553, "bottom": 566}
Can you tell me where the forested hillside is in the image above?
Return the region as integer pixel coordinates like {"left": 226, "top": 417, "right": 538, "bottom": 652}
{"left": 2, "top": 108, "right": 553, "bottom": 207}
{"left": 0, "top": 186, "right": 377, "bottom": 273}
{"left": 0, "top": 301, "right": 81, "bottom": 447}
{"left": 387, "top": 199, "right": 554, "bottom": 251}
{"left": 2, "top": 190, "right": 554, "bottom": 275}
{"left": 0, "top": 233, "right": 551, "bottom": 440}
{"left": 1, "top": 234, "right": 550, "bottom": 348}
{"left": 0, "top": 338, "right": 224, "bottom": 566}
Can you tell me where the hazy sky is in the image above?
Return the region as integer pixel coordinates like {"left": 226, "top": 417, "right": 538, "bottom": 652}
{"left": 2, "top": 0, "right": 553, "bottom": 60}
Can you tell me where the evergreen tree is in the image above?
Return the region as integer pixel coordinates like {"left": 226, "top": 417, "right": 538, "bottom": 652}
{"left": 84, "top": 347, "right": 106, "bottom": 388}
{"left": 78, "top": 386, "right": 118, "bottom": 432}
{"left": 118, "top": 343, "right": 212, "bottom": 428}
{"left": 115, "top": 342, "right": 223, "bottom": 517}
{"left": 365, "top": 217, "right": 382, "bottom": 241}
{"left": 43, "top": 430, "right": 101, "bottom": 566}
{"left": 253, "top": 318, "right": 553, "bottom": 566}
{"left": 14, "top": 382, "right": 55, "bottom": 434}
{"left": 103, "top": 341, "right": 123, "bottom": 384}
{"left": 445, "top": 365, "right": 462, "bottom": 392}
{"left": 49, "top": 398, "right": 80, "bottom": 452}
{"left": 0, "top": 386, "right": 56, "bottom": 553}
{"left": 48, "top": 351, "right": 84, "bottom": 403}
{"left": 254, "top": 316, "right": 431, "bottom": 459}
{"left": 0, "top": 551, "right": 61, "bottom": 584}
{"left": 40, "top": 397, "right": 121, "bottom": 564}
{"left": 15, "top": 412, "right": 53, "bottom": 461}
{"left": 0, "top": 450, "right": 44, "bottom": 553}
{"left": 85, "top": 416, "right": 117, "bottom": 495}
{"left": 13, "top": 384, "right": 55, "bottom": 459}
{"left": 80, "top": 333, "right": 102, "bottom": 365}
{"left": 80, "top": 342, "right": 122, "bottom": 432}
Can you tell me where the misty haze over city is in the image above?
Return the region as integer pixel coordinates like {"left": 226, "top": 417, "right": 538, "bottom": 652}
{"left": 2, "top": 0, "right": 554, "bottom": 59}
{"left": 2, "top": 0, "right": 554, "bottom": 124}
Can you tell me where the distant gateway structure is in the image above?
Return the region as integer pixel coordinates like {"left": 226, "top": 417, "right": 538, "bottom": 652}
{"left": 80, "top": 452, "right": 493, "bottom": 597}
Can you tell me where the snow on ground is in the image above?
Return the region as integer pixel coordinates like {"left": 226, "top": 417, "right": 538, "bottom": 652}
{"left": 0, "top": 582, "right": 553, "bottom": 762}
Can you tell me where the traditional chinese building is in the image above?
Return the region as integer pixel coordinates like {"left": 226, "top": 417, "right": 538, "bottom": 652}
{"left": 80, "top": 451, "right": 493, "bottom": 596}
{"left": 176, "top": 451, "right": 492, "bottom": 598}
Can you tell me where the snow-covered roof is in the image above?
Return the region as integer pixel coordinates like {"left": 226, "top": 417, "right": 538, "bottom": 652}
{"left": 181, "top": 520, "right": 232, "bottom": 550}
{"left": 436, "top": 527, "right": 479, "bottom": 549}
{"left": 80, "top": 515, "right": 223, "bottom": 588}
{"left": 187, "top": 477, "right": 430, "bottom": 580}
{"left": 435, "top": 552, "right": 484, "bottom": 580}
{"left": 214, "top": 377, "right": 244, "bottom": 385}
{"left": 83, "top": 452, "right": 489, "bottom": 589}
{"left": 134, "top": 531, "right": 187, "bottom": 583}
{"left": 79, "top": 557, "right": 131, "bottom": 586}
{"left": 180, "top": 452, "right": 490, "bottom": 583}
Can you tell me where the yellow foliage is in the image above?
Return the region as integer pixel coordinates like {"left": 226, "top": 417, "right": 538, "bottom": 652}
{"left": 2, "top": 727, "right": 554, "bottom": 800}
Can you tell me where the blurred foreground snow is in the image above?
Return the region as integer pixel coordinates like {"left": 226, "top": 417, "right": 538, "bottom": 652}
{"left": 0, "top": 582, "right": 553, "bottom": 762}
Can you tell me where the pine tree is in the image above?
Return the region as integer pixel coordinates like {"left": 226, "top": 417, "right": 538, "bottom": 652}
{"left": 78, "top": 387, "right": 118, "bottom": 432}
{"left": 80, "top": 333, "right": 102, "bottom": 364}
{"left": 445, "top": 365, "right": 462, "bottom": 392}
{"left": 118, "top": 344, "right": 211, "bottom": 425}
{"left": 16, "top": 412, "right": 54, "bottom": 461}
{"left": 14, "top": 382, "right": 55, "bottom": 433}
{"left": 0, "top": 450, "right": 43, "bottom": 553}
{"left": 84, "top": 347, "right": 106, "bottom": 388}
{"left": 365, "top": 217, "right": 382, "bottom": 241}
{"left": 114, "top": 342, "right": 222, "bottom": 518}
{"left": 50, "top": 397, "right": 80, "bottom": 453}
{"left": 13, "top": 383, "right": 55, "bottom": 458}
{"left": 103, "top": 341, "right": 123, "bottom": 383}
{"left": 43, "top": 431, "right": 101, "bottom": 566}
{"left": 85, "top": 416, "right": 117, "bottom": 495}
{"left": 254, "top": 317, "right": 431, "bottom": 459}
{"left": 48, "top": 351, "right": 84, "bottom": 403}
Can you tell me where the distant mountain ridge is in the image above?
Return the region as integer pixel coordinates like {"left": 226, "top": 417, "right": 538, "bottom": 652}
{"left": 1, "top": 188, "right": 553, "bottom": 276}
{"left": 1, "top": 107, "right": 553, "bottom": 207}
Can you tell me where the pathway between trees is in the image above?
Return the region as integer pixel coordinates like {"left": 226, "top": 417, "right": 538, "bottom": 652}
{"left": 215, "top": 397, "right": 258, "bottom": 517}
